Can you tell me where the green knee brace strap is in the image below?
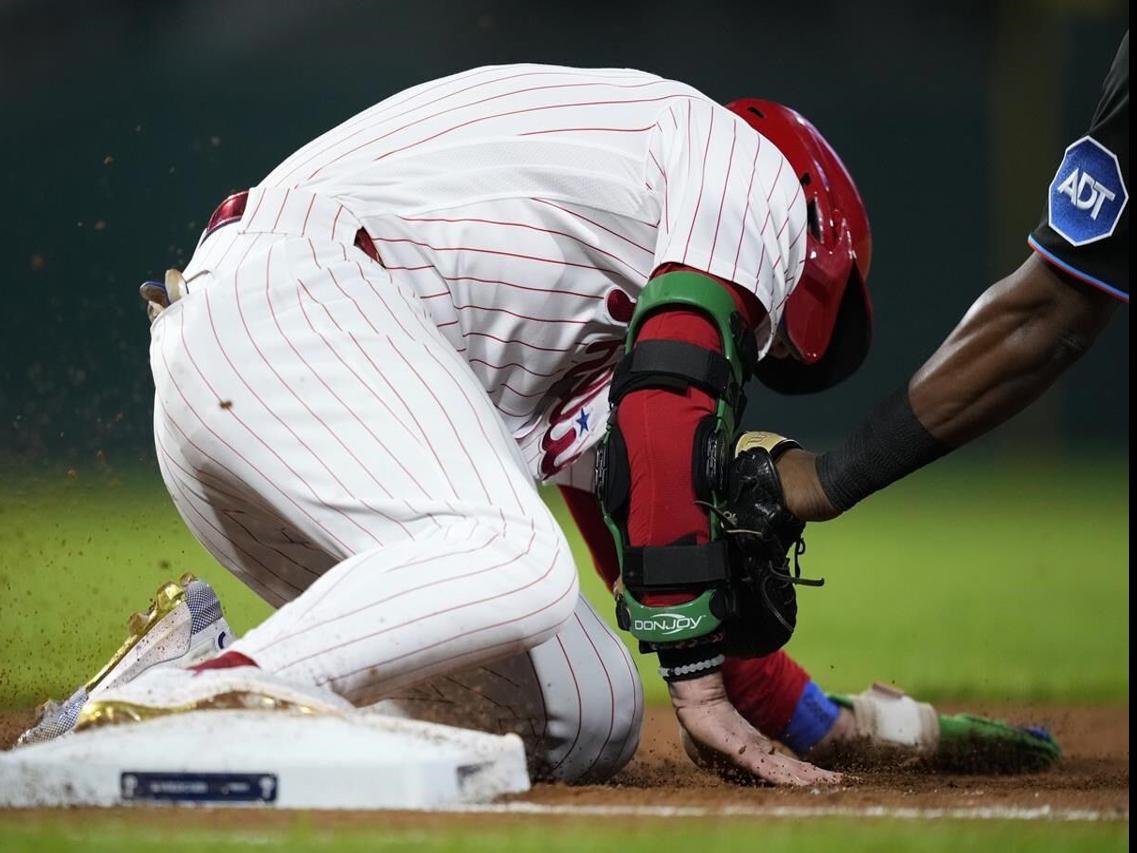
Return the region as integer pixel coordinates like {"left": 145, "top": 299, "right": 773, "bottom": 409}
{"left": 595, "top": 271, "right": 759, "bottom": 647}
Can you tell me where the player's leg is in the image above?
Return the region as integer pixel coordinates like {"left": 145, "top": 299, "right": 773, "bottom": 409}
{"left": 369, "top": 592, "right": 644, "bottom": 783}
{"left": 147, "top": 229, "right": 578, "bottom": 704}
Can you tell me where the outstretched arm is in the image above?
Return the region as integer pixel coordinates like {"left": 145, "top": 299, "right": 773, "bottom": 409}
{"left": 781, "top": 32, "right": 1129, "bottom": 520}
{"left": 779, "top": 255, "right": 1118, "bottom": 521}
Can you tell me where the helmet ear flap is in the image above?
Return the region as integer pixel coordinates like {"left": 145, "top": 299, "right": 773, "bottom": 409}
{"left": 752, "top": 270, "right": 872, "bottom": 395}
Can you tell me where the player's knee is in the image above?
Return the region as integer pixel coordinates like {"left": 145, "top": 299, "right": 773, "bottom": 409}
{"left": 485, "top": 516, "right": 579, "bottom": 641}
{"left": 547, "top": 690, "right": 644, "bottom": 785}
{"left": 528, "top": 525, "right": 580, "bottom": 632}
{"left": 540, "top": 647, "right": 645, "bottom": 784}
{"left": 581, "top": 683, "right": 645, "bottom": 784}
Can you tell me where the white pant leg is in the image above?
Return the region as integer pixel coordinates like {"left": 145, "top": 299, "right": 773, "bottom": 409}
{"left": 370, "top": 593, "right": 643, "bottom": 783}
{"left": 151, "top": 233, "right": 577, "bottom": 701}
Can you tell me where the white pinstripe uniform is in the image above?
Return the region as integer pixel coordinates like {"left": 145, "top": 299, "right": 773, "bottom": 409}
{"left": 153, "top": 64, "right": 806, "bottom": 782}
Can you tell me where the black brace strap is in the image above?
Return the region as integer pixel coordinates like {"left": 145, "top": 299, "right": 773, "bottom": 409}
{"left": 609, "top": 341, "right": 738, "bottom": 407}
{"left": 622, "top": 541, "right": 731, "bottom": 591}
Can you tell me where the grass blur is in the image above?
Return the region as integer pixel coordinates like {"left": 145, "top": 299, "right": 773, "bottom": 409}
{"left": 0, "top": 813, "right": 1129, "bottom": 853}
{"left": 0, "top": 455, "right": 1128, "bottom": 710}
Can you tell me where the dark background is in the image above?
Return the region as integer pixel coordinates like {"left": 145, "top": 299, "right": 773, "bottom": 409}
{"left": 0, "top": 0, "right": 1128, "bottom": 471}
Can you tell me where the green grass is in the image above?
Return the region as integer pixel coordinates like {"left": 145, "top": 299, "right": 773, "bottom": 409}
{"left": 0, "top": 458, "right": 1129, "bottom": 851}
{"left": 0, "top": 455, "right": 1129, "bottom": 710}
{"left": 0, "top": 815, "right": 1129, "bottom": 853}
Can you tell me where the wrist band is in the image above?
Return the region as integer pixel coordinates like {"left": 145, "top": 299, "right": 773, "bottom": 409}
{"left": 658, "top": 654, "right": 725, "bottom": 682}
{"left": 817, "top": 387, "right": 950, "bottom": 512}
{"left": 655, "top": 641, "right": 725, "bottom": 682}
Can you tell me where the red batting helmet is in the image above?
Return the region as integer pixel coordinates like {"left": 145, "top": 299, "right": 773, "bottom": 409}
{"left": 726, "top": 99, "right": 873, "bottom": 394}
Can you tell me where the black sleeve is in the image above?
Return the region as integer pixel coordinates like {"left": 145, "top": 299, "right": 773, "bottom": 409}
{"left": 1029, "top": 32, "right": 1129, "bottom": 302}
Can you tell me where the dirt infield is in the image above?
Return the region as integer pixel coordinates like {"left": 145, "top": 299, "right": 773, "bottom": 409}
{"left": 0, "top": 703, "right": 1128, "bottom": 817}
{"left": 531, "top": 703, "right": 1128, "bottom": 815}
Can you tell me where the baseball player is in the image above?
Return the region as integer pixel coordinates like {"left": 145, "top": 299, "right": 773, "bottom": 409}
{"left": 18, "top": 64, "right": 1059, "bottom": 784}
{"left": 776, "top": 33, "right": 1128, "bottom": 524}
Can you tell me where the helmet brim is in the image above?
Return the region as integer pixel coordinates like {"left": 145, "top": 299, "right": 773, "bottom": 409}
{"left": 753, "top": 271, "right": 872, "bottom": 395}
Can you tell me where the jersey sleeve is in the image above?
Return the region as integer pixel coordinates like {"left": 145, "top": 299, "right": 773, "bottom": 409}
{"left": 1029, "top": 32, "right": 1129, "bottom": 302}
{"left": 645, "top": 97, "right": 808, "bottom": 344}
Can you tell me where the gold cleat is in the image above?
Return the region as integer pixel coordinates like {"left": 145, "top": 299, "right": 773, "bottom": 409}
{"left": 75, "top": 691, "right": 331, "bottom": 733}
{"left": 15, "top": 574, "right": 232, "bottom": 747}
{"left": 84, "top": 574, "right": 196, "bottom": 694}
{"left": 70, "top": 666, "right": 354, "bottom": 735}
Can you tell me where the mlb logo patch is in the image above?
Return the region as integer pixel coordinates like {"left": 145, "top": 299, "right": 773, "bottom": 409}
{"left": 1047, "top": 136, "right": 1128, "bottom": 246}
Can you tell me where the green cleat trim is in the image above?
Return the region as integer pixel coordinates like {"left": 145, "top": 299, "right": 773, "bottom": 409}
{"left": 936, "top": 712, "right": 1061, "bottom": 772}
{"left": 826, "top": 692, "right": 1062, "bottom": 773}
{"left": 828, "top": 693, "right": 853, "bottom": 710}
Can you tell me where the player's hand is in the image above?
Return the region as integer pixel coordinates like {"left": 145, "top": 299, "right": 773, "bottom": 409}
{"left": 668, "top": 671, "right": 843, "bottom": 787}
{"left": 774, "top": 448, "right": 841, "bottom": 522}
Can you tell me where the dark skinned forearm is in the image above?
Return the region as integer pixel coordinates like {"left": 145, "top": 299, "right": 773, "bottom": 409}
{"left": 778, "top": 253, "right": 1117, "bottom": 520}
{"left": 908, "top": 253, "right": 1116, "bottom": 446}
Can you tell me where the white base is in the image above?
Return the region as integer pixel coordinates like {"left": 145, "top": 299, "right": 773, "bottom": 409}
{"left": 0, "top": 709, "right": 529, "bottom": 809}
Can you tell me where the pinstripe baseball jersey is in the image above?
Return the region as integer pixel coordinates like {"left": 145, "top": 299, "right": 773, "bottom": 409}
{"left": 260, "top": 63, "right": 807, "bottom": 479}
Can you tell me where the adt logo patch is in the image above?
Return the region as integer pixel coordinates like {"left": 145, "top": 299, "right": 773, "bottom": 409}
{"left": 1048, "top": 136, "right": 1128, "bottom": 246}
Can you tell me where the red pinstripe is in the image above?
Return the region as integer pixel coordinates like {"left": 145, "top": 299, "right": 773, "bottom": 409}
{"left": 309, "top": 83, "right": 681, "bottom": 179}
{"left": 338, "top": 543, "right": 571, "bottom": 682}
{"left": 446, "top": 301, "right": 590, "bottom": 325}
{"left": 500, "top": 380, "right": 551, "bottom": 399}
{"left": 461, "top": 329, "right": 575, "bottom": 354}
{"left": 420, "top": 343, "right": 528, "bottom": 514}
{"left": 548, "top": 633, "right": 585, "bottom": 774}
{"left": 468, "top": 356, "right": 562, "bottom": 378}
{"left": 396, "top": 214, "right": 650, "bottom": 278}
{"left": 388, "top": 339, "right": 493, "bottom": 503}
{"left": 708, "top": 121, "right": 738, "bottom": 265}
{"left": 273, "top": 66, "right": 532, "bottom": 182}
{"left": 207, "top": 224, "right": 247, "bottom": 272}
{"left": 217, "top": 245, "right": 404, "bottom": 540}
{"left": 264, "top": 276, "right": 420, "bottom": 535}
{"left": 583, "top": 602, "right": 641, "bottom": 770}
{"left": 327, "top": 557, "right": 576, "bottom": 696}
{"left": 284, "top": 535, "right": 568, "bottom": 680}
{"left": 373, "top": 235, "right": 625, "bottom": 276}
{"left": 350, "top": 260, "right": 419, "bottom": 339}
{"left": 681, "top": 107, "right": 714, "bottom": 264}
{"left": 276, "top": 68, "right": 654, "bottom": 184}
{"left": 523, "top": 650, "right": 551, "bottom": 756}
{"left": 293, "top": 279, "right": 445, "bottom": 504}
{"left": 315, "top": 259, "right": 480, "bottom": 503}
{"left": 271, "top": 520, "right": 500, "bottom": 633}
{"left": 292, "top": 264, "right": 421, "bottom": 441}
{"left": 731, "top": 143, "right": 762, "bottom": 280}
{"left": 571, "top": 611, "right": 617, "bottom": 778}
{"left": 270, "top": 189, "right": 291, "bottom": 231}
{"left": 158, "top": 446, "right": 308, "bottom": 597}
{"left": 257, "top": 527, "right": 512, "bottom": 651}
{"left": 443, "top": 273, "right": 603, "bottom": 300}
{"left": 157, "top": 308, "right": 356, "bottom": 557}
{"left": 366, "top": 94, "right": 694, "bottom": 169}
{"left": 531, "top": 198, "right": 655, "bottom": 255}
{"left": 299, "top": 194, "right": 316, "bottom": 237}
{"left": 518, "top": 125, "right": 656, "bottom": 136}
{"left": 245, "top": 190, "right": 267, "bottom": 226}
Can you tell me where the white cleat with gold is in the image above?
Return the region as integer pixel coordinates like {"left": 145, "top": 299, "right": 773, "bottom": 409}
{"left": 74, "top": 665, "right": 353, "bottom": 732}
{"left": 15, "top": 574, "right": 232, "bottom": 747}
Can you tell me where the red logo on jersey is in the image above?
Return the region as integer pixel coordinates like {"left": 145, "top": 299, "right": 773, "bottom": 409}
{"left": 539, "top": 339, "right": 622, "bottom": 478}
